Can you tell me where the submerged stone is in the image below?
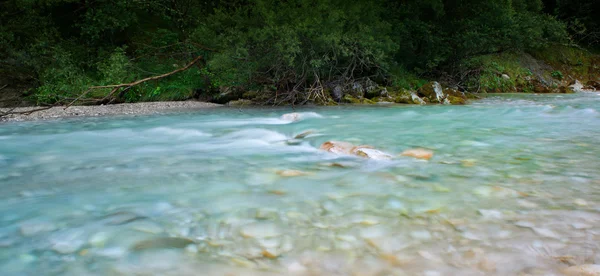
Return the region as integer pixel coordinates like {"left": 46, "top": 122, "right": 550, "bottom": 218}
{"left": 130, "top": 237, "right": 194, "bottom": 251}
{"left": 400, "top": 148, "right": 434, "bottom": 160}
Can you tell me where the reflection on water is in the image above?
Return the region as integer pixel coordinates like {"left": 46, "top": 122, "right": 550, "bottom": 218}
{"left": 0, "top": 93, "right": 599, "bottom": 275}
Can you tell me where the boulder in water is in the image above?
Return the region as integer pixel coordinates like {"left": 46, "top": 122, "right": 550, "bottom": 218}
{"left": 400, "top": 148, "right": 434, "bottom": 160}
{"left": 418, "top": 82, "right": 446, "bottom": 103}
{"left": 320, "top": 141, "right": 356, "bottom": 155}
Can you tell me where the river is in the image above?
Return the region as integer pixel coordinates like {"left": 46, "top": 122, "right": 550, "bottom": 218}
{"left": 0, "top": 93, "right": 599, "bottom": 275}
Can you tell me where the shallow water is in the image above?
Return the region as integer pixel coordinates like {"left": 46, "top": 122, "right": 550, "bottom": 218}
{"left": 1, "top": 93, "right": 599, "bottom": 275}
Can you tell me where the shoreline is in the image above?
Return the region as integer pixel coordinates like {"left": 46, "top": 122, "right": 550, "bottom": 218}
{"left": 0, "top": 101, "right": 222, "bottom": 123}
{"left": 2, "top": 91, "right": 598, "bottom": 123}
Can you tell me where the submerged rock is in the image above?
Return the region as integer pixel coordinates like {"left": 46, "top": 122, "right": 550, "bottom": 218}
{"left": 400, "top": 148, "right": 434, "bottom": 160}
{"left": 130, "top": 237, "right": 194, "bottom": 251}
{"left": 320, "top": 141, "right": 392, "bottom": 160}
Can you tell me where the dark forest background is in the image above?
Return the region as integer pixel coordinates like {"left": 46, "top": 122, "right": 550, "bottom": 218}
{"left": 1, "top": 0, "right": 599, "bottom": 105}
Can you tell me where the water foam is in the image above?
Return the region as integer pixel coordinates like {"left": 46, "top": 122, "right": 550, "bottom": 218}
{"left": 146, "top": 127, "right": 210, "bottom": 138}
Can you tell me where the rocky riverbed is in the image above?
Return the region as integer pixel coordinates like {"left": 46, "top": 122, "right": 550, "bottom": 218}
{"left": 0, "top": 101, "right": 221, "bottom": 122}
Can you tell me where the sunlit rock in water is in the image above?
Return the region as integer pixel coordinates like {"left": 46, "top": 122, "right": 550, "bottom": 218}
{"left": 400, "top": 148, "right": 433, "bottom": 160}
{"left": 320, "top": 141, "right": 392, "bottom": 160}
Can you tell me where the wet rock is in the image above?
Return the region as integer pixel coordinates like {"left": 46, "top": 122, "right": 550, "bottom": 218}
{"left": 400, "top": 148, "right": 434, "bottom": 160}
{"left": 19, "top": 221, "right": 57, "bottom": 237}
{"left": 293, "top": 130, "right": 316, "bottom": 139}
{"left": 562, "top": 264, "right": 600, "bottom": 276}
{"left": 352, "top": 148, "right": 393, "bottom": 160}
{"left": 285, "top": 139, "right": 303, "bottom": 145}
{"left": 130, "top": 237, "right": 195, "bottom": 251}
{"left": 320, "top": 141, "right": 392, "bottom": 160}
{"left": 320, "top": 141, "right": 355, "bottom": 155}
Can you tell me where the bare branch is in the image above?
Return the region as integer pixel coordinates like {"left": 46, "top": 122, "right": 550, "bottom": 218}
{"left": 66, "top": 56, "right": 204, "bottom": 108}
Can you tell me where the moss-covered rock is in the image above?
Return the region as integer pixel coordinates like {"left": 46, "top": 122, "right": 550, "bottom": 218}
{"left": 417, "top": 82, "right": 436, "bottom": 99}
{"left": 447, "top": 96, "right": 466, "bottom": 105}
{"left": 389, "top": 89, "right": 414, "bottom": 104}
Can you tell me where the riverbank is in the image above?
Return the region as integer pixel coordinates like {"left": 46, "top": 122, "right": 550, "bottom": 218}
{"left": 0, "top": 101, "right": 221, "bottom": 122}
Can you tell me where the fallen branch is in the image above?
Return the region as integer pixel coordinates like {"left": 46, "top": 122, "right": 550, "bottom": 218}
{"left": 66, "top": 55, "right": 203, "bottom": 108}
{"left": 0, "top": 106, "right": 53, "bottom": 118}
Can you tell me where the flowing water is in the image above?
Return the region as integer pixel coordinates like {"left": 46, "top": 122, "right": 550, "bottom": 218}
{"left": 1, "top": 93, "right": 599, "bottom": 275}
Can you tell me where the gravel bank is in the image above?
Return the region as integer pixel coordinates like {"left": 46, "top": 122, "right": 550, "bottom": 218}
{"left": 0, "top": 101, "right": 221, "bottom": 122}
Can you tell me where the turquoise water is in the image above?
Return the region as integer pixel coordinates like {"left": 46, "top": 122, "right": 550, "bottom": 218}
{"left": 1, "top": 93, "right": 599, "bottom": 275}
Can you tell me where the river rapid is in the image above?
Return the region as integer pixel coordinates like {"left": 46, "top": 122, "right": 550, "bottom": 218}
{"left": 0, "top": 93, "right": 599, "bottom": 275}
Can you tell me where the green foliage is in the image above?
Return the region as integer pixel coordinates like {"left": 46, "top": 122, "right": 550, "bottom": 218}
{"left": 462, "top": 53, "right": 532, "bottom": 93}
{"left": 0, "top": 0, "right": 593, "bottom": 105}
{"left": 551, "top": 70, "right": 564, "bottom": 80}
